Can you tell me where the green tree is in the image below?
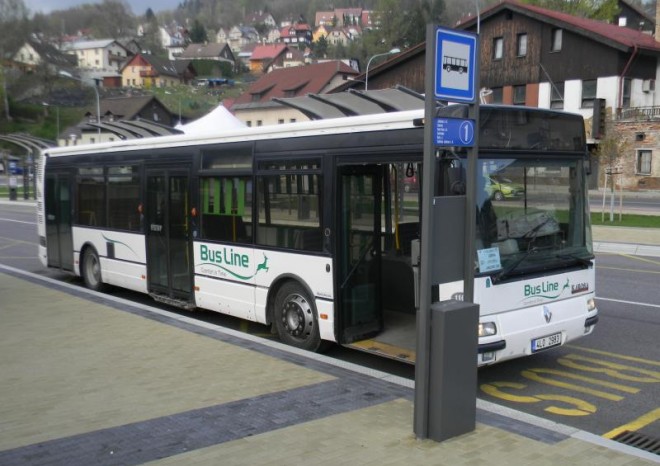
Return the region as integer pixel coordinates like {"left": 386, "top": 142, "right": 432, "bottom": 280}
{"left": 189, "top": 19, "right": 208, "bottom": 43}
{"left": 0, "top": 0, "right": 30, "bottom": 121}
{"left": 522, "top": 0, "right": 619, "bottom": 20}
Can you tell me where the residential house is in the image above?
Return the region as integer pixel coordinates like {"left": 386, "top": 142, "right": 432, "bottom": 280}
{"left": 615, "top": 0, "right": 655, "bottom": 34}
{"left": 249, "top": 44, "right": 289, "bottom": 74}
{"left": 313, "top": 25, "right": 330, "bottom": 43}
{"left": 12, "top": 37, "right": 77, "bottom": 73}
{"left": 231, "top": 60, "right": 359, "bottom": 126}
{"left": 279, "top": 23, "right": 312, "bottom": 48}
{"left": 216, "top": 27, "right": 228, "bottom": 44}
{"left": 227, "top": 26, "right": 260, "bottom": 52}
{"left": 245, "top": 11, "right": 277, "bottom": 29}
{"left": 178, "top": 42, "right": 237, "bottom": 71}
{"left": 62, "top": 39, "right": 129, "bottom": 72}
{"left": 121, "top": 53, "right": 181, "bottom": 88}
{"left": 315, "top": 8, "right": 364, "bottom": 27}
{"left": 60, "top": 95, "right": 176, "bottom": 146}
{"left": 458, "top": 0, "right": 660, "bottom": 189}
{"left": 326, "top": 28, "right": 353, "bottom": 47}
{"left": 315, "top": 12, "right": 337, "bottom": 27}
{"left": 267, "top": 47, "right": 305, "bottom": 71}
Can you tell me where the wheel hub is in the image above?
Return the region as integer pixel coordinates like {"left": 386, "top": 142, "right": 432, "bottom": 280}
{"left": 282, "top": 295, "right": 312, "bottom": 338}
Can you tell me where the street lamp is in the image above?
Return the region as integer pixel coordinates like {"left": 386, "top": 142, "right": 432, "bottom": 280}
{"left": 58, "top": 70, "right": 101, "bottom": 138}
{"left": 42, "top": 102, "right": 60, "bottom": 140}
{"left": 365, "top": 47, "right": 400, "bottom": 91}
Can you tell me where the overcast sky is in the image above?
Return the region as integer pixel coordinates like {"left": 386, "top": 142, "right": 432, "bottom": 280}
{"left": 24, "top": 0, "right": 180, "bottom": 16}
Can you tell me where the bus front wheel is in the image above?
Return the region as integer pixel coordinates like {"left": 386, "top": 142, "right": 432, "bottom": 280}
{"left": 81, "top": 247, "right": 107, "bottom": 292}
{"left": 273, "top": 282, "right": 322, "bottom": 352}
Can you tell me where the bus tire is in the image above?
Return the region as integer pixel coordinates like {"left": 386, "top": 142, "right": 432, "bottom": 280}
{"left": 273, "top": 281, "right": 322, "bottom": 352}
{"left": 81, "top": 247, "right": 107, "bottom": 292}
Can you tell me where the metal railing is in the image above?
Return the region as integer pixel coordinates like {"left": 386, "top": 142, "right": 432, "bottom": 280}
{"left": 616, "top": 106, "right": 660, "bottom": 120}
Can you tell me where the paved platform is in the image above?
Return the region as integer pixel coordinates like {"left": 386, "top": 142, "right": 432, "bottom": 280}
{"left": 0, "top": 265, "right": 657, "bottom": 465}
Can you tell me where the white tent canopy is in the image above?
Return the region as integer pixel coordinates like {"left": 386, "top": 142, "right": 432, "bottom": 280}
{"left": 175, "top": 104, "right": 245, "bottom": 135}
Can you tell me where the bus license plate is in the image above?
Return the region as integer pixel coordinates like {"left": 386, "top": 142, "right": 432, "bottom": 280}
{"left": 531, "top": 333, "right": 562, "bottom": 352}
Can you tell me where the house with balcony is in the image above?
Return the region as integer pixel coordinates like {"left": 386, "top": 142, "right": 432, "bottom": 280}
{"left": 120, "top": 53, "right": 181, "bottom": 88}
{"left": 457, "top": 0, "right": 660, "bottom": 189}
{"left": 62, "top": 39, "right": 129, "bottom": 72}
{"left": 279, "top": 23, "right": 312, "bottom": 48}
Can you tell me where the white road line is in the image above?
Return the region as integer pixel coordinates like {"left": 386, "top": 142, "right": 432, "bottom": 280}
{"left": 0, "top": 217, "right": 36, "bottom": 225}
{"left": 596, "top": 296, "right": 660, "bottom": 309}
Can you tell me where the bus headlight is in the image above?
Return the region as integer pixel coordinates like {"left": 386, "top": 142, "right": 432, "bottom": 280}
{"left": 479, "top": 322, "right": 497, "bottom": 337}
{"left": 587, "top": 298, "right": 596, "bottom": 312}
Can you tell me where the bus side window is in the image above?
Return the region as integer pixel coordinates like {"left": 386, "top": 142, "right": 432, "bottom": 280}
{"left": 200, "top": 176, "right": 252, "bottom": 243}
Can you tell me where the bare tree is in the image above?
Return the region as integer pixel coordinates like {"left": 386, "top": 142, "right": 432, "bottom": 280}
{"left": 594, "top": 116, "right": 630, "bottom": 222}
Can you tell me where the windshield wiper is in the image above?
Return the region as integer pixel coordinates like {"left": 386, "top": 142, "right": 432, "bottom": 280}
{"left": 522, "top": 216, "right": 555, "bottom": 238}
{"left": 555, "top": 253, "right": 594, "bottom": 267}
{"left": 493, "top": 247, "right": 538, "bottom": 283}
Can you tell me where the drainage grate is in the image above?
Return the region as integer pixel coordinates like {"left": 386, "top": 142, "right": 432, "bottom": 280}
{"left": 613, "top": 430, "right": 660, "bottom": 455}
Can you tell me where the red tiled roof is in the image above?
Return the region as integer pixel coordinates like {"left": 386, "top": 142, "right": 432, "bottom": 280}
{"left": 460, "top": 0, "right": 660, "bottom": 52}
{"left": 250, "top": 44, "right": 288, "bottom": 60}
{"left": 231, "top": 61, "right": 358, "bottom": 107}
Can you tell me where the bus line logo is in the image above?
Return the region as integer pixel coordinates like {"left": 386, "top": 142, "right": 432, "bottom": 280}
{"left": 523, "top": 278, "right": 570, "bottom": 301}
{"left": 198, "top": 244, "right": 269, "bottom": 281}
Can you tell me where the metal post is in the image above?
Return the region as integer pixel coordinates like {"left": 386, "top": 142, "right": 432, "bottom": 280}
{"left": 414, "top": 24, "right": 438, "bottom": 439}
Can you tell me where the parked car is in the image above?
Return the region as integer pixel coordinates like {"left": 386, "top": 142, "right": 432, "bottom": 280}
{"left": 485, "top": 175, "right": 525, "bottom": 201}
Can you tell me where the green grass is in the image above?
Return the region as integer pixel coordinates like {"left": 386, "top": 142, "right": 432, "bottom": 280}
{"left": 591, "top": 212, "right": 660, "bottom": 228}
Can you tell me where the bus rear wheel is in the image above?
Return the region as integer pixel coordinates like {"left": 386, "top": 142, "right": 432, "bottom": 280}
{"left": 273, "top": 282, "right": 322, "bottom": 352}
{"left": 82, "top": 247, "right": 107, "bottom": 292}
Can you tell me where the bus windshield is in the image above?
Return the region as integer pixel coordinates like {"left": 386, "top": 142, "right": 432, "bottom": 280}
{"left": 475, "top": 156, "right": 593, "bottom": 280}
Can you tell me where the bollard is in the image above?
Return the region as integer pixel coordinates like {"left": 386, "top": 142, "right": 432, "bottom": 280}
{"left": 427, "top": 299, "right": 479, "bottom": 442}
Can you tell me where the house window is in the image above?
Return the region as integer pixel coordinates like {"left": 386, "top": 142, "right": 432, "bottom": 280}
{"left": 491, "top": 87, "right": 503, "bottom": 103}
{"left": 636, "top": 150, "right": 652, "bottom": 175}
{"left": 513, "top": 85, "right": 526, "bottom": 105}
{"left": 290, "top": 118, "right": 296, "bottom": 123}
{"left": 517, "top": 33, "right": 527, "bottom": 57}
{"left": 581, "top": 79, "right": 597, "bottom": 108}
{"left": 246, "top": 121, "right": 252, "bottom": 127}
{"left": 493, "top": 37, "right": 503, "bottom": 60}
{"left": 550, "top": 82, "right": 564, "bottom": 109}
{"left": 257, "top": 120, "right": 263, "bottom": 126}
{"left": 622, "top": 78, "right": 631, "bottom": 108}
{"left": 278, "top": 119, "right": 284, "bottom": 124}
{"left": 551, "top": 28, "right": 563, "bottom": 52}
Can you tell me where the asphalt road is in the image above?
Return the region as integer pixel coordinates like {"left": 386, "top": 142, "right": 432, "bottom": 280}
{"left": 1, "top": 202, "right": 658, "bottom": 445}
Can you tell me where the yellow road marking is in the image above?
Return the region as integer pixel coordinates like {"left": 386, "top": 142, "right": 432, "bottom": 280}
{"left": 560, "top": 354, "right": 660, "bottom": 383}
{"left": 0, "top": 235, "right": 35, "bottom": 246}
{"left": 602, "top": 407, "right": 660, "bottom": 439}
{"left": 619, "top": 253, "right": 660, "bottom": 267}
{"left": 522, "top": 369, "right": 625, "bottom": 401}
{"left": 567, "top": 345, "right": 660, "bottom": 368}
{"left": 527, "top": 366, "right": 641, "bottom": 393}
{"left": 480, "top": 382, "right": 597, "bottom": 416}
{"left": 597, "top": 265, "right": 660, "bottom": 275}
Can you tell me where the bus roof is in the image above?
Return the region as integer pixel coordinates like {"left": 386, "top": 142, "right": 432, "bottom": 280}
{"left": 43, "top": 109, "right": 425, "bottom": 159}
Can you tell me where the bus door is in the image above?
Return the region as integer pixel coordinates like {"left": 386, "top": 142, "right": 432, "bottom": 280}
{"left": 337, "top": 165, "right": 383, "bottom": 342}
{"left": 45, "top": 171, "right": 74, "bottom": 271}
{"left": 146, "top": 168, "right": 193, "bottom": 304}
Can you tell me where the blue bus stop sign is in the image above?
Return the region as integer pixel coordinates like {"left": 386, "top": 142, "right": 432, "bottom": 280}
{"left": 434, "top": 27, "right": 477, "bottom": 103}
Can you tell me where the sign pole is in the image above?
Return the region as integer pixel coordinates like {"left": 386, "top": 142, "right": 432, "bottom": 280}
{"left": 414, "top": 24, "right": 480, "bottom": 441}
{"left": 413, "top": 23, "right": 437, "bottom": 439}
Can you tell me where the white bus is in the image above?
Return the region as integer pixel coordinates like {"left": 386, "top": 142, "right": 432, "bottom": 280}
{"left": 37, "top": 105, "right": 598, "bottom": 365}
